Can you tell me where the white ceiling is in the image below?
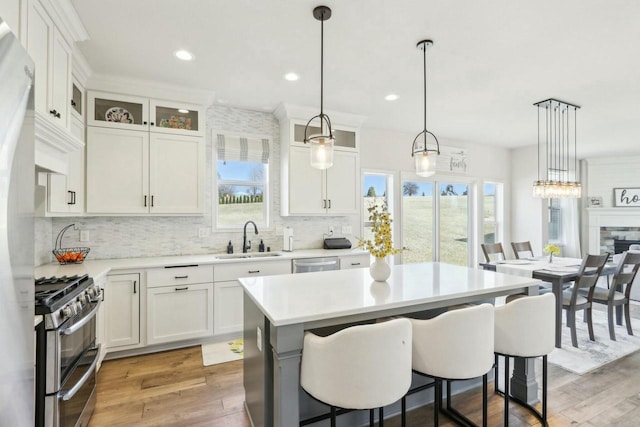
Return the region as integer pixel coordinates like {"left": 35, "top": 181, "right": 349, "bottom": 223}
{"left": 71, "top": 0, "right": 640, "bottom": 158}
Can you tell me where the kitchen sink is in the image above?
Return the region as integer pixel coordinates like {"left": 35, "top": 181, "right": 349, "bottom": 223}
{"left": 214, "top": 252, "right": 283, "bottom": 260}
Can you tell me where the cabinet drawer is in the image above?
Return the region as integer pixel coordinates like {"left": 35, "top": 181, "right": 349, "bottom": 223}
{"left": 340, "top": 254, "right": 371, "bottom": 270}
{"left": 214, "top": 259, "right": 291, "bottom": 282}
{"left": 147, "top": 265, "right": 214, "bottom": 288}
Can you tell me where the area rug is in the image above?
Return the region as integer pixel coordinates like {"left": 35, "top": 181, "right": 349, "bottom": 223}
{"left": 547, "top": 308, "right": 640, "bottom": 375}
{"left": 201, "top": 339, "right": 244, "bottom": 366}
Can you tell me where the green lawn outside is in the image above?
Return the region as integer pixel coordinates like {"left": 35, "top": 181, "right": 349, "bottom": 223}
{"left": 218, "top": 202, "right": 264, "bottom": 226}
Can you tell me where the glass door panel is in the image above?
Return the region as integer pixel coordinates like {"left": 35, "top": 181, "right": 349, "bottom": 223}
{"left": 402, "top": 181, "right": 433, "bottom": 263}
{"left": 154, "top": 105, "right": 199, "bottom": 132}
{"left": 439, "top": 183, "right": 469, "bottom": 266}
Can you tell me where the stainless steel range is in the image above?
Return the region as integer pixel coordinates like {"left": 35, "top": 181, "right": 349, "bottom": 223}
{"left": 35, "top": 275, "right": 102, "bottom": 427}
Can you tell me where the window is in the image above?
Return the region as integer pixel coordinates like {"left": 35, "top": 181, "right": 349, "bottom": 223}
{"left": 213, "top": 132, "right": 270, "bottom": 229}
{"left": 482, "top": 182, "right": 503, "bottom": 244}
{"left": 401, "top": 180, "right": 434, "bottom": 264}
{"left": 362, "top": 172, "right": 393, "bottom": 244}
{"left": 438, "top": 182, "right": 469, "bottom": 266}
{"left": 548, "top": 199, "right": 562, "bottom": 242}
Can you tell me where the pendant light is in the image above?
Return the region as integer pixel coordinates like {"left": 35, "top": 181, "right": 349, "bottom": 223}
{"left": 304, "top": 6, "right": 335, "bottom": 170}
{"left": 532, "top": 98, "right": 582, "bottom": 198}
{"left": 411, "top": 39, "right": 440, "bottom": 177}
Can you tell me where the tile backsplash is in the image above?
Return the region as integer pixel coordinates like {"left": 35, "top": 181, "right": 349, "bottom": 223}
{"left": 36, "top": 104, "right": 358, "bottom": 264}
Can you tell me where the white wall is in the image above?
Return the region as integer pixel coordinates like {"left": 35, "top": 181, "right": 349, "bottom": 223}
{"left": 585, "top": 156, "right": 640, "bottom": 207}
{"left": 0, "top": 0, "right": 22, "bottom": 36}
{"left": 510, "top": 145, "right": 547, "bottom": 255}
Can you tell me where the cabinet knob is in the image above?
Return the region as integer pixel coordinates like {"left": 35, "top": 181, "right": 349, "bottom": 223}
{"left": 143, "top": 121, "right": 148, "bottom": 125}
{"left": 70, "top": 100, "right": 76, "bottom": 107}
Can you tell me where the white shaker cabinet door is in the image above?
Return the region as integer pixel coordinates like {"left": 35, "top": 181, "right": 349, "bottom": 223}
{"left": 26, "top": 0, "right": 52, "bottom": 117}
{"left": 213, "top": 281, "right": 244, "bottom": 336}
{"left": 287, "top": 146, "right": 324, "bottom": 215}
{"left": 147, "top": 283, "right": 213, "bottom": 345}
{"left": 49, "top": 26, "right": 71, "bottom": 129}
{"left": 86, "top": 127, "right": 149, "bottom": 214}
{"left": 104, "top": 274, "right": 140, "bottom": 349}
{"left": 325, "top": 151, "right": 359, "bottom": 215}
{"left": 149, "top": 133, "right": 204, "bottom": 214}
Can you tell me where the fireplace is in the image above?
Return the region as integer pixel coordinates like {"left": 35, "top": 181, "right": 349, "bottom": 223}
{"left": 614, "top": 239, "right": 640, "bottom": 254}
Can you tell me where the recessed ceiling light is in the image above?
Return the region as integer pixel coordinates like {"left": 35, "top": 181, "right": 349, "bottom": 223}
{"left": 174, "top": 50, "right": 194, "bottom": 61}
{"left": 178, "top": 109, "right": 189, "bottom": 114}
{"left": 284, "top": 72, "right": 299, "bottom": 81}
{"left": 385, "top": 93, "right": 399, "bottom": 101}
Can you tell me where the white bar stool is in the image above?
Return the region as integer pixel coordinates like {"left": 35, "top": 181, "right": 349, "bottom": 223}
{"left": 300, "top": 318, "right": 412, "bottom": 427}
{"left": 410, "top": 303, "right": 494, "bottom": 426}
{"left": 494, "top": 293, "right": 555, "bottom": 426}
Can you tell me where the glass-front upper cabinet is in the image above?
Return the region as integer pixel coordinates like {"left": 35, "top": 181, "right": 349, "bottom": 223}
{"left": 87, "top": 91, "right": 149, "bottom": 131}
{"left": 292, "top": 121, "right": 357, "bottom": 150}
{"left": 149, "top": 100, "right": 204, "bottom": 136}
{"left": 71, "top": 78, "right": 83, "bottom": 120}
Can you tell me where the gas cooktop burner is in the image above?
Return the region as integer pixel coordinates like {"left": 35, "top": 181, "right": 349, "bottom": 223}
{"left": 35, "top": 274, "right": 93, "bottom": 314}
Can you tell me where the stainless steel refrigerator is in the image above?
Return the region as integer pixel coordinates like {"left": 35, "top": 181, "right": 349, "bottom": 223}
{"left": 0, "top": 16, "right": 36, "bottom": 427}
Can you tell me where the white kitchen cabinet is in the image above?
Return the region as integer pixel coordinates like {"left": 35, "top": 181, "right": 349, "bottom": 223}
{"left": 285, "top": 146, "right": 359, "bottom": 215}
{"left": 26, "top": 0, "right": 72, "bottom": 129}
{"left": 87, "top": 92, "right": 204, "bottom": 136}
{"left": 213, "top": 281, "right": 243, "bottom": 336}
{"left": 213, "top": 259, "right": 290, "bottom": 336}
{"left": 46, "top": 114, "right": 84, "bottom": 214}
{"left": 104, "top": 273, "right": 140, "bottom": 349}
{"left": 147, "top": 282, "right": 214, "bottom": 345}
{"left": 86, "top": 94, "right": 205, "bottom": 215}
{"left": 339, "top": 253, "right": 371, "bottom": 270}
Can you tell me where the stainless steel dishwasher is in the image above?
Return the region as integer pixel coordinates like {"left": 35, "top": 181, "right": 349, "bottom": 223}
{"left": 292, "top": 257, "right": 340, "bottom": 274}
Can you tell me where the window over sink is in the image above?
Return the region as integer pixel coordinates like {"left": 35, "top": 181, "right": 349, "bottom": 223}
{"left": 213, "top": 131, "right": 271, "bottom": 229}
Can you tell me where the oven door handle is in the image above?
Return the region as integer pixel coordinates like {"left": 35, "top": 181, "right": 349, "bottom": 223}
{"left": 61, "top": 300, "right": 101, "bottom": 336}
{"left": 60, "top": 345, "right": 100, "bottom": 401}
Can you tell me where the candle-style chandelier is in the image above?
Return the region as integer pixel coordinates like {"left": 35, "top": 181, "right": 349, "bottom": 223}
{"left": 532, "top": 98, "right": 582, "bottom": 198}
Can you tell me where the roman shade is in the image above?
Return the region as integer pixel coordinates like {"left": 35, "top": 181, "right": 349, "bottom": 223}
{"left": 215, "top": 132, "right": 270, "bottom": 164}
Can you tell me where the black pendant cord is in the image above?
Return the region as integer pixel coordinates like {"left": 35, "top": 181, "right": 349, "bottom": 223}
{"left": 320, "top": 10, "right": 324, "bottom": 117}
{"left": 537, "top": 104, "right": 540, "bottom": 182}
{"left": 422, "top": 42, "right": 427, "bottom": 151}
{"left": 574, "top": 106, "right": 578, "bottom": 182}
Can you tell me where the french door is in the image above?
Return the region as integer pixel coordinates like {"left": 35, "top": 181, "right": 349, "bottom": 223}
{"left": 401, "top": 178, "right": 471, "bottom": 266}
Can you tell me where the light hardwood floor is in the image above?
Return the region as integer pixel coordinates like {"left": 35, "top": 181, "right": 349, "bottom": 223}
{"left": 89, "top": 343, "right": 640, "bottom": 426}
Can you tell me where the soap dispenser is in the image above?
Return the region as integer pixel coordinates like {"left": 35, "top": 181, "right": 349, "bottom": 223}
{"left": 227, "top": 241, "right": 233, "bottom": 254}
{"left": 259, "top": 240, "right": 265, "bottom": 252}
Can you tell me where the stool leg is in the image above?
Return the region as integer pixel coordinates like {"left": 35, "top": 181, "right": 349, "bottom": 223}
{"left": 504, "top": 356, "right": 510, "bottom": 427}
{"left": 379, "top": 407, "right": 383, "bottom": 427}
{"left": 446, "top": 379, "right": 452, "bottom": 410}
{"left": 369, "top": 409, "right": 374, "bottom": 427}
{"left": 434, "top": 379, "right": 441, "bottom": 426}
{"left": 494, "top": 354, "right": 499, "bottom": 394}
{"left": 401, "top": 396, "right": 406, "bottom": 427}
{"left": 482, "top": 373, "right": 488, "bottom": 427}
{"left": 330, "top": 406, "right": 336, "bottom": 427}
{"left": 543, "top": 355, "right": 548, "bottom": 425}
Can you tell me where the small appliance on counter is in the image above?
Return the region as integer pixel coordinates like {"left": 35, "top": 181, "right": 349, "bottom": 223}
{"left": 283, "top": 226, "right": 294, "bottom": 252}
{"left": 323, "top": 237, "right": 352, "bottom": 249}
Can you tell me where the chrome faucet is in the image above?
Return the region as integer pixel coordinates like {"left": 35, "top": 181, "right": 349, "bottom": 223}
{"left": 243, "top": 220, "right": 259, "bottom": 253}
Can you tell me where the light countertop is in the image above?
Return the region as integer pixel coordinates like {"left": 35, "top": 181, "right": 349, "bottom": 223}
{"left": 238, "top": 262, "right": 542, "bottom": 326}
{"left": 35, "top": 248, "right": 368, "bottom": 280}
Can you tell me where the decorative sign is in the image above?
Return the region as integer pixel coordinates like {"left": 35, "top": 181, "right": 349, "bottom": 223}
{"left": 614, "top": 188, "right": 640, "bottom": 207}
{"left": 588, "top": 196, "right": 603, "bottom": 208}
{"left": 436, "top": 147, "right": 468, "bottom": 174}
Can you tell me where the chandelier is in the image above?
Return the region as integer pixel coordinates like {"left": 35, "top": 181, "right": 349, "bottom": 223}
{"left": 532, "top": 98, "right": 582, "bottom": 198}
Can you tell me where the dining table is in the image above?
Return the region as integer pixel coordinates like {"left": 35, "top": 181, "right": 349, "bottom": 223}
{"left": 480, "top": 256, "right": 618, "bottom": 348}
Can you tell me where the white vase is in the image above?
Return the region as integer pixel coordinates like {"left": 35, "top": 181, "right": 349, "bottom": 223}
{"left": 370, "top": 257, "right": 391, "bottom": 282}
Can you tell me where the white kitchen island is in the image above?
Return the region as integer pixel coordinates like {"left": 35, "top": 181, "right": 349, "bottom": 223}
{"left": 239, "top": 262, "right": 543, "bottom": 427}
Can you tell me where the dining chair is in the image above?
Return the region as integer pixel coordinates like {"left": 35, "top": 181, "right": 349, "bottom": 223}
{"left": 511, "top": 241, "right": 534, "bottom": 260}
{"left": 481, "top": 243, "right": 506, "bottom": 263}
{"left": 579, "top": 251, "right": 640, "bottom": 340}
{"left": 562, "top": 254, "right": 609, "bottom": 348}
{"left": 300, "top": 318, "right": 412, "bottom": 427}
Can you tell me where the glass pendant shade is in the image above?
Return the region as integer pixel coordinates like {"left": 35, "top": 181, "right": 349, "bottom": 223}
{"left": 415, "top": 151, "right": 436, "bottom": 177}
{"left": 309, "top": 135, "right": 335, "bottom": 169}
